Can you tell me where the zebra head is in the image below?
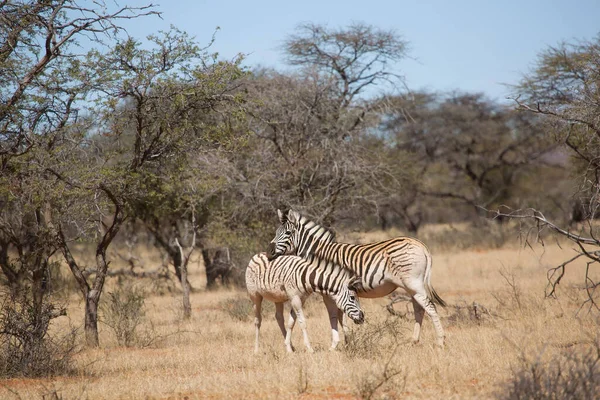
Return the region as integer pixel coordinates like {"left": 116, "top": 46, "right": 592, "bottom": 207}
{"left": 332, "top": 275, "right": 365, "bottom": 324}
{"left": 267, "top": 209, "right": 335, "bottom": 260}
{"left": 267, "top": 209, "right": 298, "bottom": 260}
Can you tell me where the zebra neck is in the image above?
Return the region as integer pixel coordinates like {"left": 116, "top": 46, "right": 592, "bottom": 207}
{"left": 303, "top": 260, "right": 348, "bottom": 295}
{"left": 306, "top": 241, "right": 358, "bottom": 272}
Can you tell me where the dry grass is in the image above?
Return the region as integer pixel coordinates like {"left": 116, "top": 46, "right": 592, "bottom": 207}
{"left": 1, "top": 230, "right": 599, "bottom": 399}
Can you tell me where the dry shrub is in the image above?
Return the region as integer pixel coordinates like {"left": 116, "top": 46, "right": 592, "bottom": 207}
{"left": 344, "top": 316, "right": 406, "bottom": 359}
{"left": 220, "top": 296, "right": 253, "bottom": 322}
{"left": 491, "top": 265, "right": 546, "bottom": 319}
{"left": 498, "top": 338, "right": 600, "bottom": 400}
{"left": 355, "top": 345, "right": 407, "bottom": 400}
{"left": 101, "top": 283, "right": 147, "bottom": 347}
{"left": 0, "top": 293, "right": 76, "bottom": 378}
{"left": 219, "top": 296, "right": 274, "bottom": 322}
{"left": 446, "top": 300, "right": 497, "bottom": 327}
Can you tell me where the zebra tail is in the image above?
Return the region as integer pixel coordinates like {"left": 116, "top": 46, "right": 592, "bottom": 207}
{"left": 424, "top": 252, "right": 447, "bottom": 308}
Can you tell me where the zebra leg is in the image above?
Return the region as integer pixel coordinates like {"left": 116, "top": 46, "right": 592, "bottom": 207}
{"left": 413, "top": 292, "right": 445, "bottom": 348}
{"left": 322, "top": 295, "right": 341, "bottom": 350}
{"left": 290, "top": 295, "right": 314, "bottom": 353}
{"left": 284, "top": 308, "right": 297, "bottom": 353}
{"left": 338, "top": 308, "right": 350, "bottom": 343}
{"left": 275, "top": 302, "right": 287, "bottom": 339}
{"left": 252, "top": 295, "right": 263, "bottom": 354}
{"left": 411, "top": 297, "right": 425, "bottom": 344}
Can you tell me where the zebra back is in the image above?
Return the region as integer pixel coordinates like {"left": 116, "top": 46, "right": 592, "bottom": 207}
{"left": 246, "top": 252, "right": 362, "bottom": 297}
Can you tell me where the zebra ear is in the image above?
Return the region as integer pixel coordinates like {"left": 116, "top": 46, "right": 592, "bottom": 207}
{"left": 347, "top": 276, "right": 364, "bottom": 292}
{"left": 287, "top": 210, "right": 300, "bottom": 223}
{"left": 277, "top": 209, "right": 286, "bottom": 223}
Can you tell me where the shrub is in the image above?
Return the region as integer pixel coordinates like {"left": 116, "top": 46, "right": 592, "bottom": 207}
{"left": 355, "top": 346, "right": 406, "bottom": 400}
{"left": 101, "top": 283, "right": 146, "bottom": 347}
{"left": 0, "top": 292, "right": 76, "bottom": 378}
{"left": 498, "top": 340, "right": 600, "bottom": 400}
{"left": 344, "top": 316, "right": 406, "bottom": 359}
{"left": 219, "top": 296, "right": 274, "bottom": 322}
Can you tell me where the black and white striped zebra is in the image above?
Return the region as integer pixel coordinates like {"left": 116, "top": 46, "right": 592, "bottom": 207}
{"left": 267, "top": 209, "right": 446, "bottom": 347}
{"left": 246, "top": 252, "right": 364, "bottom": 354}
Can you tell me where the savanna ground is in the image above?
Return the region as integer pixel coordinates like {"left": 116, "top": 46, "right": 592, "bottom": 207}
{"left": 1, "top": 223, "right": 599, "bottom": 399}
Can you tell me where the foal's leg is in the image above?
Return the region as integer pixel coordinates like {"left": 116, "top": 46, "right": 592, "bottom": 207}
{"left": 323, "top": 295, "right": 341, "bottom": 350}
{"left": 289, "top": 295, "right": 314, "bottom": 353}
{"left": 274, "top": 302, "right": 287, "bottom": 338}
{"left": 252, "top": 295, "right": 263, "bottom": 354}
{"left": 337, "top": 308, "right": 351, "bottom": 344}
{"left": 284, "top": 308, "right": 297, "bottom": 353}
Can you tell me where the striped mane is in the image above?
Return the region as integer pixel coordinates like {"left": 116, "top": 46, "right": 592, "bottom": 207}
{"left": 295, "top": 214, "right": 336, "bottom": 259}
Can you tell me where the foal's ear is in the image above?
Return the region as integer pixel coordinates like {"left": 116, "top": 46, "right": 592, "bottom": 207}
{"left": 277, "top": 209, "right": 287, "bottom": 223}
{"left": 347, "top": 276, "right": 364, "bottom": 292}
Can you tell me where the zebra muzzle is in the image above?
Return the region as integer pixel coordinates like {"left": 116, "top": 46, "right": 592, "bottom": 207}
{"left": 266, "top": 243, "right": 277, "bottom": 260}
{"left": 353, "top": 311, "right": 365, "bottom": 324}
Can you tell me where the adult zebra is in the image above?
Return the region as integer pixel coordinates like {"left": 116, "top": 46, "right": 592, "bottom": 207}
{"left": 246, "top": 252, "right": 364, "bottom": 354}
{"left": 267, "top": 209, "right": 446, "bottom": 347}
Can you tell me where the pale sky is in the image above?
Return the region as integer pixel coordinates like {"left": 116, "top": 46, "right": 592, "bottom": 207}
{"left": 120, "top": 0, "right": 600, "bottom": 103}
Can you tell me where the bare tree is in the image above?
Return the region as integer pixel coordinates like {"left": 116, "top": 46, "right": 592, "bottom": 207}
{"left": 232, "top": 23, "right": 410, "bottom": 226}
{"left": 494, "top": 34, "right": 600, "bottom": 312}
{"left": 284, "top": 22, "right": 408, "bottom": 114}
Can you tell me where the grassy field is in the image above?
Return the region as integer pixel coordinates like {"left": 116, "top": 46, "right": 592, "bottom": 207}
{"left": 1, "top": 227, "right": 599, "bottom": 399}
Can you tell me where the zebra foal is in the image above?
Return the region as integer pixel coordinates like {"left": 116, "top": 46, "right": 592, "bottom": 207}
{"left": 267, "top": 209, "right": 446, "bottom": 348}
{"left": 246, "top": 252, "right": 364, "bottom": 354}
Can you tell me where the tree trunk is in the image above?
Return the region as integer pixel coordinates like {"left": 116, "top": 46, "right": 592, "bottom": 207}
{"left": 170, "top": 246, "right": 184, "bottom": 283}
{"left": 84, "top": 247, "right": 112, "bottom": 348}
{"left": 202, "top": 248, "right": 233, "bottom": 289}
{"left": 174, "top": 239, "right": 192, "bottom": 320}
{"left": 84, "top": 290, "right": 100, "bottom": 347}
{"left": 81, "top": 188, "right": 123, "bottom": 348}
{"left": 202, "top": 249, "right": 216, "bottom": 288}
{"left": 31, "top": 258, "right": 48, "bottom": 342}
{"left": 180, "top": 259, "right": 191, "bottom": 320}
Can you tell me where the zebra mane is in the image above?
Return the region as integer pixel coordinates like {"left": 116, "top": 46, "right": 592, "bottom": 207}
{"left": 296, "top": 213, "right": 336, "bottom": 242}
